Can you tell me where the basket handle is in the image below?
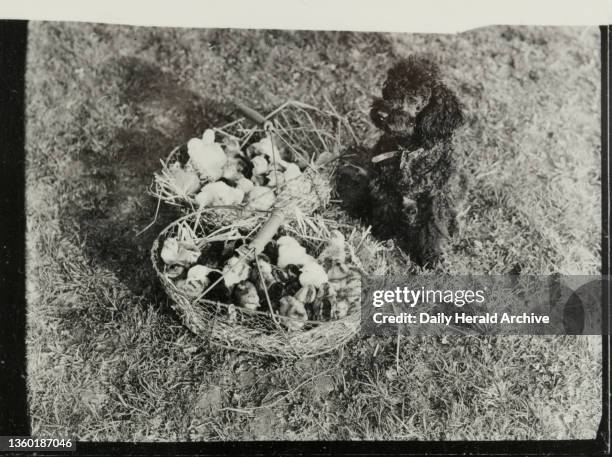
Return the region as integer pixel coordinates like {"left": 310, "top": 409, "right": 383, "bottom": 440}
{"left": 236, "top": 102, "right": 267, "bottom": 125}
{"left": 247, "top": 209, "right": 285, "bottom": 255}
{"left": 235, "top": 208, "right": 284, "bottom": 260}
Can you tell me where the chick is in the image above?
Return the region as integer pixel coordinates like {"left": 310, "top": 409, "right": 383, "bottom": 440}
{"left": 161, "top": 237, "right": 200, "bottom": 267}
{"left": 334, "top": 299, "right": 350, "bottom": 319}
{"left": 187, "top": 135, "right": 227, "bottom": 181}
{"left": 248, "top": 136, "right": 287, "bottom": 167}
{"left": 299, "top": 262, "right": 329, "bottom": 288}
{"left": 283, "top": 163, "right": 302, "bottom": 182}
{"left": 167, "top": 162, "right": 201, "bottom": 196}
{"left": 279, "top": 296, "right": 308, "bottom": 330}
{"left": 251, "top": 156, "right": 269, "bottom": 176}
{"left": 232, "top": 280, "right": 260, "bottom": 311}
{"left": 236, "top": 176, "right": 255, "bottom": 194}
{"left": 201, "top": 129, "right": 216, "bottom": 144}
{"left": 317, "top": 230, "right": 346, "bottom": 265}
{"left": 246, "top": 186, "right": 276, "bottom": 211}
{"left": 221, "top": 136, "right": 243, "bottom": 158}
{"left": 266, "top": 168, "right": 286, "bottom": 188}
{"left": 249, "top": 254, "right": 275, "bottom": 286}
{"left": 222, "top": 256, "right": 251, "bottom": 289}
{"left": 176, "top": 265, "right": 213, "bottom": 299}
{"left": 277, "top": 236, "right": 315, "bottom": 269}
{"left": 195, "top": 181, "right": 245, "bottom": 208}
{"left": 186, "top": 264, "right": 213, "bottom": 287}
{"left": 222, "top": 159, "right": 246, "bottom": 182}
{"left": 327, "top": 260, "right": 350, "bottom": 293}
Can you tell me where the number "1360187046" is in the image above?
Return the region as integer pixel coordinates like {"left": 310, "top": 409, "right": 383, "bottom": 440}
{"left": 1, "top": 437, "right": 74, "bottom": 451}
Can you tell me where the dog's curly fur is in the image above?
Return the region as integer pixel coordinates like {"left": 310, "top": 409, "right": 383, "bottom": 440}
{"left": 337, "top": 55, "right": 465, "bottom": 266}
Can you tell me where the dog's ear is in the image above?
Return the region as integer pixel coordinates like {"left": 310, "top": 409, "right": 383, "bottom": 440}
{"left": 415, "top": 84, "right": 464, "bottom": 148}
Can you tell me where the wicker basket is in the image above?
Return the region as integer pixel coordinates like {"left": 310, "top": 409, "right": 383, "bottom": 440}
{"left": 151, "top": 208, "right": 386, "bottom": 359}
{"left": 150, "top": 100, "right": 357, "bottom": 226}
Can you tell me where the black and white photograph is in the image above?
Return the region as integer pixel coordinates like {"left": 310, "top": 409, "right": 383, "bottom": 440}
{"left": 0, "top": 1, "right": 610, "bottom": 453}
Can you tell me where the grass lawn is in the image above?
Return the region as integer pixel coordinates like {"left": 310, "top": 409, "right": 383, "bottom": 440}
{"left": 25, "top": 22, "right": 602, "bottom": 440}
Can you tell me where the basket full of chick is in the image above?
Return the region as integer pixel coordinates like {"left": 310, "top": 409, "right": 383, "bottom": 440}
{"left": 151, "top": 208, "right": 379, "bottom": 359}
{"left": 151, "top": 101, "right": 355, "bottom": 227}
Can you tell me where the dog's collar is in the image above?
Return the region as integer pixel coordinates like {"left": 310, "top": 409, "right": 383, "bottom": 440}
{"left": 371, "top": 147, "right": 424, "bottom": 163}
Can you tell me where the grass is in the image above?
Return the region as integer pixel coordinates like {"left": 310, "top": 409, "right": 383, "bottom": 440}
{"left": 25, "top": 22, "right": 601, "bottom": 440}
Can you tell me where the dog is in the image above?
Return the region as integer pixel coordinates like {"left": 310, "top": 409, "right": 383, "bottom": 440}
{"left": 337, "top": 55, "right": 465, "bottom": 266}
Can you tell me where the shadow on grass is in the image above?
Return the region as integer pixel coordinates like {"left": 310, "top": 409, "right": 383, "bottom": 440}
{"left": 74, "top": 56, "right": 235, "bottom": 306}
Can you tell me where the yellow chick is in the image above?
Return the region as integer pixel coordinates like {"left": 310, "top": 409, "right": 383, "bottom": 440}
{"left": 299, "top": 262, "right": 329, "bottom": 288}
{"left": 232, "top": 280, "right": 260, "bottom": 311}
{"left": 277, "top": 236, "right": 315, "bottom": 269}
{"left": 251, "top": 156, "right": 269, "bottom": 176}
{"left": 317, "top": 230, "right": 346, "bottom": 264}
{"left": 248, "top": 136, "right": 287, "bottom": 167}
{"left": 187, "top": 135, "right": 227, "bottom": 181}
{"left": 167, "top": 162, "right": 201, "bottom": 196}
{"left": 246, "top": 186, "right": 276, "bottom": 211}
{"left": 283, "top": 163, "right": 302, "bottom": 182}
{"left": 279, "top": 296, "right": 308, "bottom": 330}
{"left": 161, "top": 237, "right": 200, "bottom": 267}
{"left": 236, "top": 176, "right": 255, "bottom": 194}
{"left": 195, "top": 181, "right": 245, "bottom": 208}
{"left": 266, "top": 168, "right": 286, "bottom": 188}
{"left": 222, "top": 256, "right": 251, "bottom": 289}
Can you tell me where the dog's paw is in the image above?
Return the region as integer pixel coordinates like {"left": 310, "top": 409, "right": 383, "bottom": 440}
{"left": 405, "top": 193, "right": 457, "bottom": 266}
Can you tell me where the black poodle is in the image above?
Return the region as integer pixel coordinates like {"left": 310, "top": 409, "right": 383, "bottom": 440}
{"left": 337, "top": 55, "right": 465, "bottom": 266}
